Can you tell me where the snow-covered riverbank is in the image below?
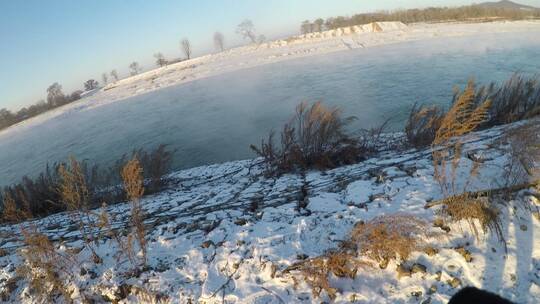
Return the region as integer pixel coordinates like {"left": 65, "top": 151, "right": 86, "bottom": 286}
{"left": 1, "top": 119, "right": 539, "bottom": 303}
{"left": 2, "top": 20, "right": 540, "bottom": 139}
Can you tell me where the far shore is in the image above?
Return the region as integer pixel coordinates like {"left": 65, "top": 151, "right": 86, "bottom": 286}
{"left": 2, "top": 19, "right": 540, "bottom": 138}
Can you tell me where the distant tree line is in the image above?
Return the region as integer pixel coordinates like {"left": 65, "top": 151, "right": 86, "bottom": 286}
{"left": 0, "top": 83, "right": 82, "bottom": 130}
{"left": 300, "top": 4, "right": 540, "bottom": 33}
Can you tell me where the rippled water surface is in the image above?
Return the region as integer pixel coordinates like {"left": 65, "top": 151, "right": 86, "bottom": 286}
{"left": 2, "top": 31, "right": 540, "bottom": 186}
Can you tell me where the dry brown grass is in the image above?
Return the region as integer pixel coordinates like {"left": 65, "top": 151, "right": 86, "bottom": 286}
{"left": 350, "top": 214, "right": 430, "bottom": 267}
{"left": 283, "top": 214, "right": 429, "bottom": 299}
{"left": 122, "top": 156, "right": 147, "bottom": 267}
{"left": 405, "top": 102, "right": 444, "bottom": 148}
{"left": 251, "top": 101, "right": 372, "bottom": 176}
{"left": 283, "top": 251, "right": 371, "bottom": 300}
{"left": 434, "top": 192, "right": 505, "bottom": 248}
{"left": 16, "top": 225, "right": 77, "bottom": 303}
{"left": 432, "top": 79, "right": 492, "bottom": 195}
{"left": 58, "top": 157, "right": 102, "bottom": 261}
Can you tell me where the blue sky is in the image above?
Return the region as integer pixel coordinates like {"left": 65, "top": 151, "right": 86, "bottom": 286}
{"left": 1, "top": 0, "right": 539, "bottom": 110}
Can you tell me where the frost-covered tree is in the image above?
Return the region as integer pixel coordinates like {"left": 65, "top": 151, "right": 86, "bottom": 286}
{"left": 236, "top": 19, "right": 257, "bottom": 43}
{"left": 102, "top": 73, "right": 108, "bottom": 86}
{"left": 181, "top": 39, "right": 192, "bottom": 59}
{"left": 213, "top": 31, "right": 225, "bottom": 52}
{"left": 129, "top": 62, "right": 141, "bottom": 76}
{"left": 154, "top": 52, "right": 167, "bottom": 67}
{"left": 110, "top": 69, "right": 119, "bottom": 82}
{"left": 84, "top": 79, "right": 99, "bottom": 91}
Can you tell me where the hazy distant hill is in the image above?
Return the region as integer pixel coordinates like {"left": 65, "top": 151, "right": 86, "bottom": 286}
{"left": 476, "top": 0, "right": 539, "bottom": 10}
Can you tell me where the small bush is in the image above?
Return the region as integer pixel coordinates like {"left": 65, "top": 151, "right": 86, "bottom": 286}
{"left": 284, "top": 251, "right": 371, "bottom": 300}
{"left": 435, "top": 193, "right": 504, "bottom": 246}
{"left": 350, "top": 214, "right": 429, "bottom": 267}
{"left": 405, "top": 102, "right": 444, "bottom": 148}
{"left": 251, "top": 101, "right": 370, "bottom": 175}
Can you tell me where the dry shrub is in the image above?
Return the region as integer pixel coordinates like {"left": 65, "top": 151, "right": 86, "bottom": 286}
{"left": 138, "top": 144, "right": 174, "bottom": 193}
{"left": 58, "top": 157, "right": 103, "bottom": 261}
{"left": 432, "top": 79, "right": 491, "bottom": 195}
{"left": 122, "top": 156, "right": 147, "bottom": 267}
{"left": 502, "top": 122, "right": 540, "bottom": 188}
{"left": 436, "top": 193, "right": 504, "bottom": 247}
{"left": 405, "top": 102, "right": 444, "bottom": 148}
{"left": 406, "top": 74, "right": 540, "bottom": 148}
{"left": 251, "top": 101, "right": 370, "bottom": 176}
{"left": 350, "top": 214, "right": 429, "bottom": 266}
{"left": 0, "top": 145, "right": 173, "bottom": 224}
{"left": 284, "top": 251, "right": 371, "bottom": 300}
{"left": 479, "top": 74, "right": 540, "bottom": 126}
{"left": 16, "top": 225, "right": 77, "bottom": 303}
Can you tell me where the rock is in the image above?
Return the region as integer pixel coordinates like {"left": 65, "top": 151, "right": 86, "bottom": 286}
{"left": 435, "top": 271, "right": 442, "bottom": 281}
{"left": 520, "top": 224, "right": 528, "bottom": 231}
{"left": 428, "top": 284, "right": 437, "bottom": 294}
{"left": 411, "top": 290, "right": 423, "bottom": 298}
{"left": 201, "top": 240, "right": 214, "bottom": 248}
{"left": 234, "top": 218, "right": 248, "bottom": 226}
{"left": 396, "top": 264, "right": 411, "bottom": 278}
{"left": 447, "top": 277, "right": 461, "bottom": 288}
{"left": 297, "top": 253, "right": 309, "bottom": 260}
{"left": 455, "top": 247, "right": 473, "bottom": 262}
{"left": 411, "top": 263, "right": 427, "bottom": 274}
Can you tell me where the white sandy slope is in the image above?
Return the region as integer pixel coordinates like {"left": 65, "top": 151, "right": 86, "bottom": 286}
{"left": 2, "top": 20, "right": 540, "bottom": 139}
{"left": 0, "top": 119, "right": 539, "bottom": 303}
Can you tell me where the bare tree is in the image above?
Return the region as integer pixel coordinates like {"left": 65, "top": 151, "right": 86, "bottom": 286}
{"left": 301, "top": 20, "right": 312, "bottom": 34}
{"left": 110, "top": 69, "right": 119, "bottom": 82}
{"left": 313, "top": 18, "right": 324, "bottom": 32}
{"left": 46, "top": 83, "right": 65, "bottom": 107}
{"left": 236, "top": 19, "right": 257, "bottom": 43}
{"left": 129, "top": 62, "right": 141, "bottom": 76}
{"left": 84, "top": 79, "right": 99, "bottom": 91}
{"left": 181, "top": 39, "right": 192, "bottom": 59}
{"left": 213, "top": 31, "right": 225, "bottom": 52}
{"left": 154, "top": 52, "right": 167, "bottom": 67}
{"left": 101, "top": 73, "right": 108, "bottom": 86}
{"left": 257, "top": 34, "right": 266, "bottom": 45}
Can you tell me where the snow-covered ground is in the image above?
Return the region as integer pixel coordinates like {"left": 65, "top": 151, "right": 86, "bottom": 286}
{"left": 3, "top": 20, "right": 540, "bottom": 138}
{"left": 0, "top": 119, "right": 539, "bottom": 303}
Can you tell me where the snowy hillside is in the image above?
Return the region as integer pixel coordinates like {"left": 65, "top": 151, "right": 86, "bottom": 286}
{"left": 0, "top": 119, "right": 539, "bottom": 303}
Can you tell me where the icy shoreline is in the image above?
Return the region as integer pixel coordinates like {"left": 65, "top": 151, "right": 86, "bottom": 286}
{"left": 2, "top": 20, "right": 540, "bottom": 139}
{"left": 1, "top": 120, "right": 539, "bottom": 303}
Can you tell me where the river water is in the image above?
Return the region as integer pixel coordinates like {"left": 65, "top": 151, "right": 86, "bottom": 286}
{"left": 1, "top": 31, "right": 540, "bottom": 186}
